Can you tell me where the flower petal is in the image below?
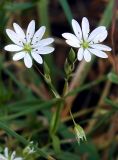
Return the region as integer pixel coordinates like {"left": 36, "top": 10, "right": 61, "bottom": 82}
{"left": 11, "top": 151, "right": 16, "bottom": 159}
{"left": 6, "top": 29, "right": 23, "bottom": 46}
{"left": 90, "top": 44, "right": 112, "bottom": 51}
{"left": 83, "top": 49, "right": 91, "bottom": 62}
{"left": 24, "top": 53, "right": 32, "bottom": 68}
{"left": 88, "top": 48, "right": 108, "bottom": 58}
{"left": 4, "top": 147, "right": 8, "bottom": 158}
{"left": 65, "top": 40, "right": 80, "bottom": 48}
{"left": 26, "top": 20, "right": 35, "bottom": 43}
{"left": 77, "top": 47, "right": 84, "bottom": 61}
{"left": 82, "top": 17, "right": 90, "bottom": 40}
{"left": 31, "top": 52, "right": 43, "bottom": 64}
{"left": 13, "top": 51, "right": 25, "bottom": 61}
{"left": 88, "top": 26, "right": 106, "bottom": 42}
{"left": 92, "top": 30, "right": 108, "bottom": 43}
{"left": 33, "top": 46, "right": 54, "bottom": 54}
{"left": 72, "top": 19, "right": 82, "bottom": 39}
{"left": 32, "top": 38, "right": 54, "bottom": 47}
{"left": 31, "top": 26, "right": 46, "bottom": 45}
{"left": 4, "top": 44, "right": 23, "bottom": 52}
{"left": 0, "top": 154, "right": 6, "bottom": 160}
{"left": 13, "top": 23, "right": 26, "bottom": 43}
{"left": 14, "top": 158, "right": 23, "bottom": 160}
{"left": 62, "top": 33, "right": 80, "bottom": 44}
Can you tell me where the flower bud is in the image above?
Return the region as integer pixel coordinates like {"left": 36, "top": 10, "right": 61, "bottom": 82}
{"left": 74, "top": 124, "right": 86, "bottom": 144}
{"left": 68, "top": 48, "right": 76, "bottom": 63}
{"left": 64, "top": 59, "right": 70, "bottom": 75}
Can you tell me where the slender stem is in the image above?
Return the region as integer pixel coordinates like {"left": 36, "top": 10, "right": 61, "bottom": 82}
{"left": 50, "top": 83, "right": 60, "bottom": 98}
{"left": 62, "top": 107, "right": 95, "bottom": 123}
{"left": 34, "top": 64, "right": 44, "bottom": 77}
{"left": 69, "top": 109, "right": 76, "bottom": 126}
{"left": 34, "top": 64, "right": 60, "bottom": 98}
{"left": 50, "top": 102, "right": 63, "bottom": 135}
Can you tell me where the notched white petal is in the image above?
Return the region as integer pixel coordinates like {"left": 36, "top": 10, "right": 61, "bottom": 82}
{"left": 62, "top": 33, "right": 80, "bottom": 44}
{"left": 4, "top": 44, "right": 23, "bottom": 52}
{"left": 90, "top": 44, "right": 111, "bottom": 51}
{"left": 13, "top": 23, "right": 26, "bottom": 43}
{"left": 34, "top": 46, "right": 54, "bottom": 54}
{"left": 31, "top": 52, "right": 43, "bottom": 64}
{"left": 24, "top": 53, "right": 32, "bottom": 68}
{"left": 32, "top": 38, "right": 54, "bottom": 47}
{"left": 31, "top": 26, "right": 46, "bottom": 45}
{"left": 82, "top": 17, "right": 90, "bottom": 40}
{"left": 13, "top": 51, "right": 25, "bottom": 61}
{"left": 77, "top": 47, "right": 84, "bottom": 61}
{"left": 66, "top": 40, "right": 80, "bottom": 48}
{"left": 88, "top": 48, "right": 108, "bottom": 58}
{"left": 88, "top": 26, "right": 106, "bottom": 42}
{"left": 26, "top": 20, "right": 35, "bottom": 43}
{"left": 6, "top": 29, "right": 23, "bottom": 46}
{"left": 93, "top": 30, "right": 108, "bottom": 43}
{"left": 84, "top": 49, "right": 91, "bottom": 62}
{"left": 72, "top": 19, "right": 82, "bottom": 39}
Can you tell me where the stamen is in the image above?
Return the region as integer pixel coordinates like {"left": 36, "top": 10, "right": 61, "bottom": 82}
{"left": 81, "top": 41, "right": 89, "bottom": 49}
{"left": 24, "top": 43, "right": 32, "bottom": 53}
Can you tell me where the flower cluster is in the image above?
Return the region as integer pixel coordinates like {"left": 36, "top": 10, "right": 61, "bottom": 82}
{"left": 4, "top": 17, "right": 111, "bottom": 68}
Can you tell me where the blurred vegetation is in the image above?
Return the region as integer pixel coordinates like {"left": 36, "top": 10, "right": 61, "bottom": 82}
{"left": 0, "top": 0, "right": 118, "bottom": 159}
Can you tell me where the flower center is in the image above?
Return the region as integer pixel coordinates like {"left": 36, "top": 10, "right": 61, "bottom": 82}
{"left": 24, "top": 43, "right": 32, "bottom": 53}
{"left": 81, "top": 41, "right": 89, "bottom": 49}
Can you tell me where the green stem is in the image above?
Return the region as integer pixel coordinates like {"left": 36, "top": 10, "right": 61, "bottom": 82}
{"left": 50, "top": 83, "right": 60, "bottom": 98}
{"left": 69, "top": 109, "right": 76, "bottom": 126}
{"left": 50, "top": 102, "right": 63, "bottom": 135}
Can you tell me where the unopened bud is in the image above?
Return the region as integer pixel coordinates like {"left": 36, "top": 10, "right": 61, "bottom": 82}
{"left": 74, "top": 124, "right": 86, "bottom": 144}
{"left": 64, "top": 59, "right": 70, "bottom": 75}
{"left": 68, "top": 48, "right": 76, "bottom": 63}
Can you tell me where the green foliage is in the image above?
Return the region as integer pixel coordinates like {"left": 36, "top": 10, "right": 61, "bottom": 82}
{"left": 4, "top": 2, "right": 35, "bottom": 11}
{"left": 108, "top": 72, "right": 118, "bottom": 84}
{"left": 0, "top": 0, "right": 116, "bottom": 159}
{"left": 59, "top": 0, "right": 73, "bottom": 24}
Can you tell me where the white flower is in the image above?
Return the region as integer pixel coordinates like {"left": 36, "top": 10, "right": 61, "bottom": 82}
{"left": 62, "top": 17, "right": 112, "bottom": 62}
{"left": 0, "top": 147, "right": 23, "bottom": 160}
{"left": 24, "top": 141, "right": 35, "bottom": 154}
{"left": 4, "top": 20, "right": 54, "bottom": 68}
